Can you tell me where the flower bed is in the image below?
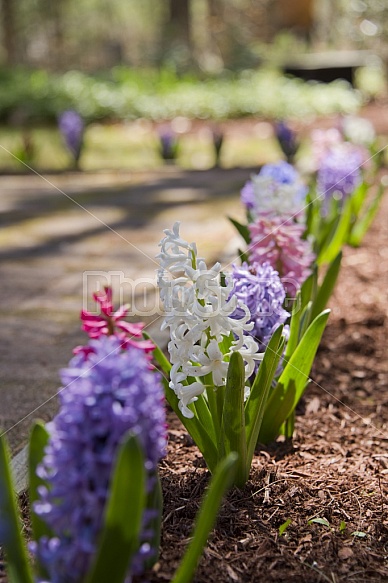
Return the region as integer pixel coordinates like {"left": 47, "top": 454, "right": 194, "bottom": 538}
{"left": 0, "top": 116, "right": 386, "bottom": 583}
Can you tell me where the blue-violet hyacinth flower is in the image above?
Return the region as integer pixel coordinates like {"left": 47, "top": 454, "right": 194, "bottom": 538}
{"left": 30, "top": 335, "right": 166, "bottom": 583}
{"left": 58, "top": 110, "right": 84, "bottom": 164}
{"left": 230, "top": 262, "right": 289, "bottom": 351}
{"left": 241, "top": 161, "right": 307, "bottom": 220}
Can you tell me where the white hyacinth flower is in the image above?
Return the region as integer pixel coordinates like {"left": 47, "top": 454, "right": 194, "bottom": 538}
{"left": 157, "top": 222, "right": 263, "bottom": 417}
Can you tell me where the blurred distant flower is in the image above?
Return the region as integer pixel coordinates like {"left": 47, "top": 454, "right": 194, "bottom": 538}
{"left": 342, "top": 116, "right": 375, "bottom": 147}
{"left": 317, "top": 143, "right": 363, "bottom": 208}
{"left": 158, "top": 128, "right": 179, "bottom": 161}
{"left": 212, "top": 127, "right": 224, "bottom": 166}
{"left": 58, "top": 110, "right": 84, "bottom": 167}
{"left": 31, "top": 336, "right": 167, "bottom": 583}
{"left": 275, "top": 121, "right": 299, "bottom": 163}
{"left": 249, "top": 217, "right": 315, "bottom": 292}
{"left": 310, "top": 128, "right": 343, "bottom": 171}
{"left": 241, "top": 161, "right": 307, "bottom": 220}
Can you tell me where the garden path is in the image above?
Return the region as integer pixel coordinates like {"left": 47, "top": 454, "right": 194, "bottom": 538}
{"left": 0, "top": 166, "right": 251, "bottom": 454}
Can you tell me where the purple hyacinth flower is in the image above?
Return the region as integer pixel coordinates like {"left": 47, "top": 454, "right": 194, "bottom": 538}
{"left": 230, "top": 261, "right": 289, "bottom": 350}
{"left": 30, "top": 336, "right": 166, "bottom": 583}
{"left": 58, "top": 110, "right": 84, "bottom": 163}
{"left": 317, "top": 143, "right": 362, "bottom": 212}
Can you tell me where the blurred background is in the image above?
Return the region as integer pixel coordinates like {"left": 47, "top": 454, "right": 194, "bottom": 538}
{"left": 0, "top": 0, "right": 387, "bottom": 171}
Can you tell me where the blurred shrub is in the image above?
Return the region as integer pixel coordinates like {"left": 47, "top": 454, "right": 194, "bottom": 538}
{"left": 0, "top": 66, "right": 362, "bottom": 125}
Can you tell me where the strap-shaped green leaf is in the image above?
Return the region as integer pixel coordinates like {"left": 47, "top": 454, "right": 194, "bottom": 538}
{"left": 284, "top": 292, "right": 302, "bottom": 360}
{"left": 245, "top": 325, "right": 284, "bottom": 463}
{"left": 350, "top": 181, "right": 368, "bottom": 218}
{"left": 143, "top": 473, "right": 163, "bottom": 570}
{"left": 160, "top": 376, "right": 219, "bottom": 473}
{"left": 171, "top": 453, "right": 238, "bottom": 583}
{"left": 348, "top": 182, "right": 384, "bottom": 247}
{"left": 258, "top": 310, "right": 330, "bottom": 443}
{"left": 143, "top": 333, "right": 171, "bottom": 375}
{"left": 220, "top": 352, "right": 247, "bottom": 487}
{"left": 0, "top": 435, "right": 34, "bottom": 583}
{"left": 228, "top": 217, "right": 250, "bottom": 244}
{"left": 86, "top": 434, "right": 146, "bottom": 583}
{"left": 28, "top": 422, "right": 51, "bottom": 546}
{"left": 311, "top": 251, "right": 342, "bottom": 321}
{"left": 318, "top": 198, "right": 352, "bottom": 265}
{"left": 193, "top": 394, "right": 217, "bottom": 444}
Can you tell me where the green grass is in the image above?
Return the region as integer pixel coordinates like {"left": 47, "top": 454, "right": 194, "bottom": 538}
{"left": 0, "top": 123, "right": 282, "bottom": 172}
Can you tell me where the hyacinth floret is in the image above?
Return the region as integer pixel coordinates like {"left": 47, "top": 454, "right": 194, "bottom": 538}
{"left": 249, "top": 217, "right": 315, "bottom": 293}
{"left": 230, "top": 262, "right": 289, "bottom": 350}
{"left": 30, "top": 336, "right": 166, "bottom": 583}
{"left": 157, "top": 222, "right": 264, "bottom": 418}
{"left": 240, "top": 161, "right": 307, "bottom": 219}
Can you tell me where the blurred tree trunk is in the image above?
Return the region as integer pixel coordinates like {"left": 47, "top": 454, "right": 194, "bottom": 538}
{"left": 1, "top": 0, "right": 17, "bottom": 64}
{"left": 162, "top": 0, "right": 192, "bottom": 69}
{"left": 170, "top": 0, "right": 190, "bottom": 42}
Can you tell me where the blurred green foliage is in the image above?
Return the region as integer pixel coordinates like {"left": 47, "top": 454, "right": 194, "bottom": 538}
{"left": 0, "top": 66, "right": 362, "bottom": 125}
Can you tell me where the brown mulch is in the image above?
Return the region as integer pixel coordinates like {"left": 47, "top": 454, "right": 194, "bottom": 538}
{"left": 145, "top": 190, "right": 388, "bottom": 582}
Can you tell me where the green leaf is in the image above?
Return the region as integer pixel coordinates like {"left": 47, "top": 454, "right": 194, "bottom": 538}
{"left": 144, "top": 334, "right": 171, "bottom": 376}
{"left": 308, "top": 517, "right": 330, "bottom": 527}
{"left": 298, "top": 301, "right": 313, "bottom": 341}
{"left": 228, "top": 217, "right": 250, "bottom": 244}
{"left": 350, "top": 181, "right": 368, "bottom": 217}
{"left": 339, "top": 520, "right": 347, "bottom": 533}
{"left": 86, "top": 434, "right": 146, "bottom": 583}
{"left": 0, "top": 435, "right": 34, "bottom": 583}
{"left": 258, "top": 310, "right": 330, "bottom": 443}
{"left": 351, "top": 530, "right": 367, "bottom": 538}
{"left": 281, "top": 410, "right": 295, "bottom": 439}
{"left": 237, "top": 248, "right": 250, "bottom": 264}
{"left": 143, "top": 474, "right": 163, "bottom": 569}
{"left": 311, "top": 251, "right": 342, "bottom": 321}
{"left": 279, "top": 518, "right": 291, "bottom": 536}
{"left": 348, "top": 182, "right": 385, "bottom": 247}
{"left": 221, "top": 352, "right": 247, "bottom": 487}
{"left": 172, "top": 453, "right": 238, "bottom": 583}
{"left": 318, "top": 198, "right": 352, "bottom": 265}
{"left": 193, "top": 394, "right": 217, "bottom": 444}
{"left": 28, "top": 422, "right": 51, "bottom": 545}
{"left": 284, "top": 293, "right": 302, "bottom": 360}
{"left": 300, "top": 269, "right": 317, "bottom": 310}
{"left": 160, "top": 376, "right": 219, "bottom": 473}
{"left": 245, "top": 326, "right": 284, "bottom": 460}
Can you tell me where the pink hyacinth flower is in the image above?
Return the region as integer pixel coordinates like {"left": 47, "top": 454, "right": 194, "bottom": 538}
{"left": 74, "top": 286, "right": 154, "bottom": 356}
{"left": 249, "top": 218, "right": 315, "bottom": 294}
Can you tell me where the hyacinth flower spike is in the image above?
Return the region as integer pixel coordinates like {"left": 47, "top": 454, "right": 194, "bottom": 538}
{"left": 29, "top": 336, "right": 167, "bottom": 583}
{"left": 75, "top": 285, "right": 154, "bottom": 356}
